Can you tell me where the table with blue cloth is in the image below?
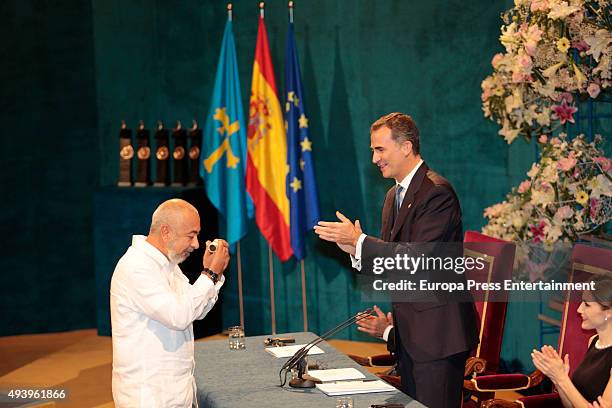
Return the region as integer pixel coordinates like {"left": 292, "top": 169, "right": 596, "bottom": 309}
{"left": 195, "top": 332, "right": 424, "bottom": 408}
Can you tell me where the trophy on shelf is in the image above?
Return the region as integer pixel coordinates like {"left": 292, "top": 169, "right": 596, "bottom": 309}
{"left": 134, "top": 120, "right": 151, "bottom": 187}
{"left": 172, "top": 121, "right": 188, "bottom": 186}
{"left": 188, "top": 120, "right": 203, "bottom": 186}
{"left": 117, "top": 121, "right": 133, "bottom": 186}
{"left": 154, "top": 121, "right": 170, "bottom": 186}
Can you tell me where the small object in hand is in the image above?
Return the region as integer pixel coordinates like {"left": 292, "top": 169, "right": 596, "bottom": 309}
{"left": 208, "top": 239, "right": 219, "bottom": 253}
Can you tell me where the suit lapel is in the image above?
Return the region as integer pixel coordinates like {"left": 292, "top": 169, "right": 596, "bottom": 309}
{"left": 390, "top": 162, "right": 429, "bottom": 241}
{"left": 381, "top": 187, "right": 395, "bottom": 241}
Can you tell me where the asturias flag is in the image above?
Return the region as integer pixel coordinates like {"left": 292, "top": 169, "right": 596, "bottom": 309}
{"left": 201, "top": 19, "right": 253, "bottom": 246}
{"left": 285, "top": 20, "right": 320, "bottom": 260}
{"left": 246, "top": 15, "right": 293, "bottom": 261}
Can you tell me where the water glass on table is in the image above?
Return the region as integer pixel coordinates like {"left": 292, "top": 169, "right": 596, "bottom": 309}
{"left": 228, "top": 326, "right": 245, "bottom": 350}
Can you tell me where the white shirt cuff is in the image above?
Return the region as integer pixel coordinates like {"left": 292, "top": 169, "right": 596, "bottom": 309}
{"left": 349, "top": 233, "right": 367, "bottom": 270}
{"left": 382, "top": 325, "right": 394, "bottom": 342}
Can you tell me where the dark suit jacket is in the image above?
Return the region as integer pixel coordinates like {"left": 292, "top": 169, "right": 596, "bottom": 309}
{"left": 361, "top": 162, "right": 478, "bottom": 362}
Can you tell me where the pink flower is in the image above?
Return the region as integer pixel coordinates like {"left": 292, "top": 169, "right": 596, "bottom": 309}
{"left": 557, "top": 152, "right": 577, "bottom": 171}
{"left": 518, "top": 54, "right": 533, "bottom": 69}
{"left": 594, "top": 157, "right": 611, "bottom": 172}
{"left": 587, "top": 83, "right": 601, "bottom": 98}
{"left": 512, "top": 72, "right": 527, "bottom": 82}
{"left": 529, "top": 220, "right": 547, "bottom": 243}
{"left": 551, "top": 137, "right": 561, "bottom": 145}
{"left": 491, "top": 53, "right": 504, "bottom": 68}
{"left": 518, "top": 180, "right": 532, "bottom": 193}
{"left": 560, "top": 93, "right": 574, "bottom": 103}
{"left": 482, "top": 88, "right": 491, "bottom": 101}
{"left": 573, "top": 40, "right": 589, "bottom": 52}
{"left": 555, "top": 205, "right": 573, "bottom": 220}
{"left": 573, "top": 169, "right": 580, "bottom": 178}
{"left": 538, "top": 135, "right": 548, "bottom": 144}
{"left": 525, "top": 41, "right": 537, "bottom": 56}
{"left": 552, "top": 100, "right": 578, "bottom": 124}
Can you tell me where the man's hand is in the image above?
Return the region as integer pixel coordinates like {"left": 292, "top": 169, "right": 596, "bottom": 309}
{"left": 203, "top": 239, "right": 230, "bottom": 275}
{"left": 314, "top": 211, "right": 363, "bottom": 254}
{"left": 356, "top": 305, "right": 393, "bottom": 339}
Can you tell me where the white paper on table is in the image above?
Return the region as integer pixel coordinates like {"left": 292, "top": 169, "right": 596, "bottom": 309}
{"left": 316, "top": 380, "right": 397, "bottom": 396}
{"left": 308, "top": 368, "right": 366, "bottom": 382}
{"left": 264, "top": 344, "right": 325, "bottom": 358}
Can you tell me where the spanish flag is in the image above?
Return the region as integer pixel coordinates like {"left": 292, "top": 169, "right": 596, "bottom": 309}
{"left": 246, "top": 15, "right": 293, "bottom": 261}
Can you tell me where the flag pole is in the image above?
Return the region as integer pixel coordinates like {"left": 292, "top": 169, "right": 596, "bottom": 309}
{"left": 258, "top": 1, "right": 275, "bottom": 336}
{"left": 289, "top": 1, "right": 294, "bottom": 23}
{"left": 225, "top": 2, "right": 244, "bottom": 329}
{"left": 300, "top": 259, "right": 308, "bottom": 331}
{"left": 237, "top": 242, "right": 245, "bottom": 328}
{"left": 268, "top": 246, "right": 277, "bottom": 334}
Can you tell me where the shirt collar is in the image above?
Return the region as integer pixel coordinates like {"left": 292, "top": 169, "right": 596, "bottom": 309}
{"left": 132, "top": 235, "right": 171, "bottom": 269}
{"left": 397, "top": 159, "right": 424, "bottom": 191}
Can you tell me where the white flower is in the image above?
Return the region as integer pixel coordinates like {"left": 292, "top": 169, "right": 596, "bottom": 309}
{"left": 505, "top": 89, "right": 524, "bottom": 113}
{"left": 499, "top": 120, "right": 521, "bottom": 144}
{"left": 573, "top": 63, "right": 587, "bottom": 88}
{"left": 527, "top": 163, "right": 540, "bottom": 178}
{"left": 523, "top": 104, "right": 539, "bottom": 126}
{"left": 542, "top": 61, "right": 565, "bottom": 78}
{"left": 541, "top": 164, "right": 559, "bottom": 183}
{"left": 588, "top": 174, "right": 612, "bottom": 199}
{"left": 536, "top": 108, "right": 551, "bottom": 126}
{"left": 594, "top": 55, "right": 612, "bottom": 79}
{"left": 547, "top": 2, "right": 581, "bottom": 19}
{"left": 584, "top": 30, "right": 612, "bottom": 62}
{"left": 545, "top": 222, "right": 563, "bottom": 242}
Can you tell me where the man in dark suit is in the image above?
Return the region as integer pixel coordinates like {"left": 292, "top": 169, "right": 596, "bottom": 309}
{"left": 315, "top": 112, "right": 478, "bottom": 408}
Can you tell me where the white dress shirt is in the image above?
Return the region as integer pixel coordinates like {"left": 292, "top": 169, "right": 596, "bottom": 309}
{"left": 110, "top": 235, "right": 224, "bottom": 408}
{"left": 351, "top": 159, "right": 423, "bottom": 270}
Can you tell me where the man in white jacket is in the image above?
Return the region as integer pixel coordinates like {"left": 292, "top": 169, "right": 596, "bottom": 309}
{"left": 110, "top": 199, "right": 230, "bottom": 407}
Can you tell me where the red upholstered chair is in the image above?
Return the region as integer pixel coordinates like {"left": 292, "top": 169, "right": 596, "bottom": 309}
{"left": 462, "top": 231, "right": 516, "bottom": 407}
{"left": 480, "top": 243, "right": 611, "bottom": 408}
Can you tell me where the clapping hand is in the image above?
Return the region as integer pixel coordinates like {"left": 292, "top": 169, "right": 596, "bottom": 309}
{"left": 356, "top": 305, "right": 393, "bottom": 339}
{"left": 314, "top": 211, "right": 363, "bottom": 255}
{"left": 531, "top": 345, "right": 569, "bottom": 384}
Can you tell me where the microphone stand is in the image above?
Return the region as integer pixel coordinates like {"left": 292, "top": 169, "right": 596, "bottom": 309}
{"left": 278, "top": 308, "right": 373, "bottom": 388}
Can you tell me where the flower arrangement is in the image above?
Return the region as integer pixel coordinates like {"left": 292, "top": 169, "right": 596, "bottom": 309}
{"left": 482, "top": 133, "right": 611, "bottom": 246}
{"left": 481, "top": 0, "right": 612, "bottom": 143}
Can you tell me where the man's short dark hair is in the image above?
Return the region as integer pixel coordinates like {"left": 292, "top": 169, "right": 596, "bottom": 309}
{"left": 370, "top": 112, "right": 420, "bottom": 155}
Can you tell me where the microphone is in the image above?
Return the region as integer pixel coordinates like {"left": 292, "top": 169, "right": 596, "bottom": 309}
{"left": 278, "top": 308, "right": 373, "bottom": 388}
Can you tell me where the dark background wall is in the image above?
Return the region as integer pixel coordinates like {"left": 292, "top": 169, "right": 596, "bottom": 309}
{"left": 4, "top": 1, "right": 608, "bottom": 372}
{"left": 1, "top": 1, "right": 98, "bottom": 335}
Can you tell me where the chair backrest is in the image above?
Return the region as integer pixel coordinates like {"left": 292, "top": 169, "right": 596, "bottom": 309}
{"left": 558, "top": 243, "right": 611, "bottom": 377}
{"left": 464, "top": 231, "right": 516, "bottom": 374}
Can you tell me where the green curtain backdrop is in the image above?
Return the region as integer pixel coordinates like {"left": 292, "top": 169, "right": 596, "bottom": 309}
{"left": 4, "top": 0, "right": 609, "bottom": 372}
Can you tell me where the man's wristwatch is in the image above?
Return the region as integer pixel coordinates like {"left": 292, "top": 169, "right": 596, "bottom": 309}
{"left": 202, "top": 267, "right": 220, "bottom": 284}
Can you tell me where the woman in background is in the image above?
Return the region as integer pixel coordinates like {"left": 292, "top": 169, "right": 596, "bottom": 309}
{"left": 532, "top": 276, "right": 612, "bottom": 408}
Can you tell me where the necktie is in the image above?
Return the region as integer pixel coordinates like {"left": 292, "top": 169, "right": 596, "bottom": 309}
{"left": 395, "top": 185, "right": 404, "bottom": 217}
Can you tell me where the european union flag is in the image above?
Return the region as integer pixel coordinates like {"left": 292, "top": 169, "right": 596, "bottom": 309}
{"left": 201, "top": 20, "right": 253, "bottom": 246}
{"left": 285, "top": 20, "right": 320, "bottom": 260}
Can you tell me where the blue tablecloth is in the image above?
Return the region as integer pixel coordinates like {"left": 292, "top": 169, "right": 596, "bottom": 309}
{"left": 195, "top": 332, "right": 424, "bottom": 408}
